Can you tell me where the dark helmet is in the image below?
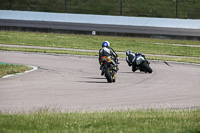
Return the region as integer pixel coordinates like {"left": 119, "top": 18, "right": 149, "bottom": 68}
{"left": 126, "top": 50, "right": 132, "bottom": 56}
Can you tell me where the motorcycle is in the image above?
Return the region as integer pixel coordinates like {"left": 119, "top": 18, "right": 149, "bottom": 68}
{"left": 100, "top": 56, "right": 118, "bottom": 83}
{"left": 133, "top": 53, "right": 152, "bottom": 73}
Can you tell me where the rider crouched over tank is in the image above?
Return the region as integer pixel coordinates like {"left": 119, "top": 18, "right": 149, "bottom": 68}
{"left": 99, "top": 41, "right": 119, "bottom": 76}
{"left": 126, "top": 50, "right": 152, "bottom": 73}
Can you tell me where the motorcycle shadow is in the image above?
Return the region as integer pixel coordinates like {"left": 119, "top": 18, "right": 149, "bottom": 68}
{"left": 120, "top": 71, "right": 149, "bottom": 74}
{"left": 87, "top": 77, "right": 105, "bottom": 79}
{"left": 78, "top": 81, "right": 108, "bottom": 83}
{"left": 120, "top": 72, "right": 133, "bottom": 73}
{"left": 78, "top": 77, "right": 108, "bottom": 83}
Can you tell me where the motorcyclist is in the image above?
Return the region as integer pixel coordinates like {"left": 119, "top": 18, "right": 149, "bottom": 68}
{"left": 99, "top": 41, "right": 119, "bottom": 73}
{"left": 126, "top": 50, "right": 149, "bottom": 72}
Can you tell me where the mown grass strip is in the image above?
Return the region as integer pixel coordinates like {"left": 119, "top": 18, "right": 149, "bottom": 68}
{"left": 0, "top": 31, "right": 200, "bottom": 63}
{"left": 1, "top": 46, "right": 200, "bottom": 64}
{"left": 0, "top": 109, "right": 200, "bottom": 133}
{"left": 147, "top": 56, "right": 200, "bottom": 64}
{"left": 1, "top": 31, "right": 200, "bottom": 46}
{"left": 0, "top": 31, "right": 200, "bottom": 57}
{"left": 0, "top": 63, "right": 31, "bottom": 78}
{"left": 0, "top": 46, "right": 99, "bottom": 56}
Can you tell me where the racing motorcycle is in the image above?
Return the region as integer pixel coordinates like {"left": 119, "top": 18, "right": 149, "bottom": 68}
{"left": 132, "top": 53, "right": 152, "bottom": 73}
{"left": 100, "top": 56, "right": 118, "bottom": 83}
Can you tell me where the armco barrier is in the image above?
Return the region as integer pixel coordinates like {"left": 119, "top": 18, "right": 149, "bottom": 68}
{"left": 0, "top": 10, "right": 200, "bottom": 40}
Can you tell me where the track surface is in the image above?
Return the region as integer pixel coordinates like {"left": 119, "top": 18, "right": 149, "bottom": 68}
{"left": 0, "top": 51, "right": 200, "bottom": 113}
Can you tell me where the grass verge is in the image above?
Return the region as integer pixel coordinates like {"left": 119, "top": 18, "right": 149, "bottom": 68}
{"left": 1, "top": 46, "right": 200, "bottom": 64}
{"left": 0, "top": 63, "right": 31, "bottom": 78}
{"left": 0, "top": 31, "right": 200, "bottom": 57}
{"left": 0, "top": 109, "right": 200, "bottom": 133}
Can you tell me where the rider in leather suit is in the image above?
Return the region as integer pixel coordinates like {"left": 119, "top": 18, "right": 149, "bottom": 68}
{"left": 99, "top": 41, "right": 118, "bottom": 72}
{"left": 126, "top": 50, "right": 149, "bottom": 72}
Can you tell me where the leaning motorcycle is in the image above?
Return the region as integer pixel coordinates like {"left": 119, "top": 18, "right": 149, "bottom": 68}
{"left": 100, "top": 56, "right": 118, "bottom": 83}
{"left": 134, "top": 53, "right": 152, "bottom": 73}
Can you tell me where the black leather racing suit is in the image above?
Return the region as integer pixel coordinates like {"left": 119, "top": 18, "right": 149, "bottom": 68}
{"left": 126, "top": 53, "right": 147, "bottom": 72}
{"left": 99, "top": 46, "right": 118, "bottom": 66}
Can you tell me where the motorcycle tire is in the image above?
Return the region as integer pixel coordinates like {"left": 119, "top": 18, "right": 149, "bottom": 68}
{"left": 141, "top": 62, "right": 152, "bottom": 73}
{"left": 105, "top": 67, "right": 113, "bottom": 83}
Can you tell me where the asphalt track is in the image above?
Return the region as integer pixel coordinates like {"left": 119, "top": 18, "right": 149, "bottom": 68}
{"left": 0, "top": 51, "right": 200, "bottom": 113}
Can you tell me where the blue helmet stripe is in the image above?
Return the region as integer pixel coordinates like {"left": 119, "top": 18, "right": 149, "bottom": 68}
{"left": 102, "top": 42, "right": 108, "bottom": 47}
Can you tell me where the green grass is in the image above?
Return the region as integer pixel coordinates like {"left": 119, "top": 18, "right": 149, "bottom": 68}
{"left": 147, "top": 56, "right": 200, "bottom": 64}
{"left": 0, "top": 46, "right": 99, "bottom": 56}
{"left": 1, "top": 46, "right": 200, "bottom": 64}
{"left": 0, "top": 109, "right": 200, "bottom": 133}
{"left": 1, "top": 31, "right": 200, "bottom": 47}
{"left": 0, "top": 63, "right": 31, "bottom": 78}
{"left": 0, "top": 31, "right": 199, "bottom": 56}
{"left": 1, "top": 31, "right": 200, "bottom": 132}
{"left": 0, "top": 31, "right": 200, "bottom": 63}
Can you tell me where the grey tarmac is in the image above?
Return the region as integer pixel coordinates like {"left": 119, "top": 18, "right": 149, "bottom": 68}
{"left": 0, "top": 51, "right": 200, "bottom": 113}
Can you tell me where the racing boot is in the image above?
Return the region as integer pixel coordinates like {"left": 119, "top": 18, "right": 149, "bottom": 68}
{"left": 100, "top": 65, "right": 104, "bottom": 76}
{"left": 101, "top": 70, "right": 104, "bottom": 76}
{"left": 100, "top": 65, "right": 103, "bottom": 70}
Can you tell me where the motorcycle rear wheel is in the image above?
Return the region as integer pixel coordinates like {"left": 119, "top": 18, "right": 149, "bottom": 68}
{"left": 105, "top": 67, "right": 113, "bottom": 83}
{"left": 141, "top": 62, "right": 152, "bottom": 73}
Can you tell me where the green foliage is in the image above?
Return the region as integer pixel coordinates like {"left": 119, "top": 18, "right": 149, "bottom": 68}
{"left": 0, "top": 0, "right": 200, "bottom": 18}
{"left": 0, "top": 109, "right": 200, "bottom": 133}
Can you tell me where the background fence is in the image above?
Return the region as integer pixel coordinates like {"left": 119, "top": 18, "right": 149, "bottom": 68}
{"left": 1, "top": 0, "right": 200, "bottom": 19}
